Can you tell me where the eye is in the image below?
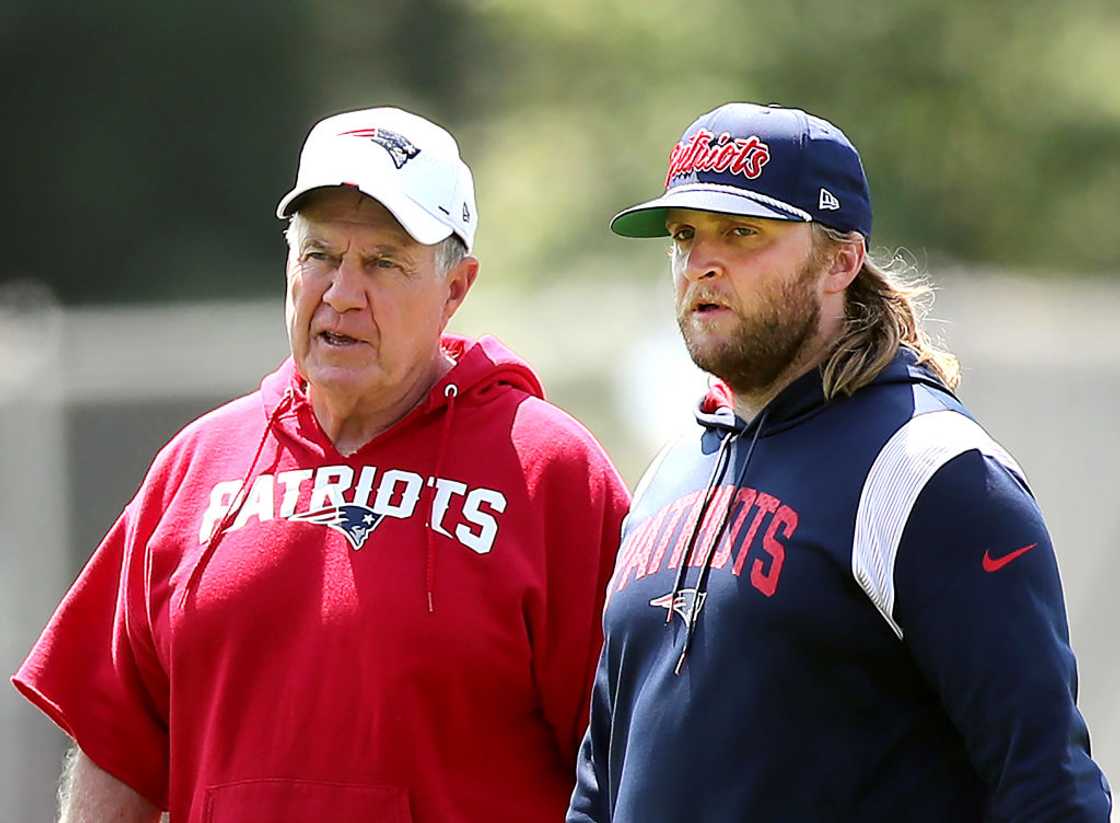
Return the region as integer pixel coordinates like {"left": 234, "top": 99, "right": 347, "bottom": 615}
{"left": 729, "top": 225, "right": 758, "bottom": 238}
{"left": 372, "top": 256, "right": 399, "bottom": 270}
{"left": 670, "top": 226, "right": 694, "bottom": 242}
{"left": 301, "top": 250, "right": 331, "bottom": 264}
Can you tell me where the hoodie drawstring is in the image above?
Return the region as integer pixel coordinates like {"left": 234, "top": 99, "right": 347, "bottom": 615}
{"left": 179, "top": 388, "right": 294, "bottom": 609}
{"left": 666, "top": 429, "right": 739, "bottom": 624}
{"left": 425, "top": 383, "right": 458, "bottom": 613}
{"left": 674, "top": 410, "right": 769, "bottom": 674}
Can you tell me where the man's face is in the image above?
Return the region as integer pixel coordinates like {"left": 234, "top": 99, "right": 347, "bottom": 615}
{"left": 668, "top": 209, "right": 825, "bottom": 396}
{"left": 285, "top": 188, "right": 466, "bottom": 407}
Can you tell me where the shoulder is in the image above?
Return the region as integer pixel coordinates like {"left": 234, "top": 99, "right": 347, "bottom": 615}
{"left": 852, "top": 408, "right": 1029, "bottom": 637}
{"left": 630, "top": 430, "right": 690, "bottom": 510}
{"left": 157, "top": 390, "right": 263, "bottom": 462}
{"left": 510, "top": 395, "right": 614, "bottom": 465}
{"left": 890, "top": 447, "right": 1059, "bottom": 629}
{"left": 134, "top": 391, "right": 266, "bottom": 502}
{"left": 507, "top": 395, "right": 628, "bottom": 497}
{"left": 857, "top": 409, "right": 1025, "bottom": 517}
{"left": 174, "top": 391, "right": 263, "bottom": 443}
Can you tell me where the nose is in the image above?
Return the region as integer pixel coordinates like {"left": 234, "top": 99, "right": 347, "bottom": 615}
{"left": 679, "top": 236, "right": 726, "bottom": 282}
{"left": 321, "top": 255, "right": 367, "bottom": 313}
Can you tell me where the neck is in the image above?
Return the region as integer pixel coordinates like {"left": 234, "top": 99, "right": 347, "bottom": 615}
{"left": 731, "top": 361, "right": 813, "bottom": 424}
{"left": 309, "top": 352, "right": 455, "bottom": 456}
{"left": 731, "top": 318, "right": 842, "bottom": 422}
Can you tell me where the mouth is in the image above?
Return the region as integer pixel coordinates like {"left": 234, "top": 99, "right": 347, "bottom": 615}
{"left": 691, "top": 300, "right": 732, "bottom": 316}
{"left": 317, "top": 330, "right": 364, "bottom": 347}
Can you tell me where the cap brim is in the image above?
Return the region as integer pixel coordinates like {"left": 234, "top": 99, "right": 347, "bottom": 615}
{"left": 610, "top": 184, "right": 809, "bottom": 238}
{"left": 276, "top": 181, "right": 453, "bottom": 247}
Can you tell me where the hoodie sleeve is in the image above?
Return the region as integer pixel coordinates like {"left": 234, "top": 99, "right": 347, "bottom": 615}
{"left": 11, "top": 491, "right": 170, "bottom": 809}
{"left": 892, "top": 450, "right": 1112, "bottom": 822}
{"left": 518, "top": 406, "right": 630, "bottom": 771}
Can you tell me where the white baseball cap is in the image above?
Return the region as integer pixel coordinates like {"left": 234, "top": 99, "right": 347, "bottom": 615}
{"left": 276, "top": 107, "right": 477, "bottom": 251}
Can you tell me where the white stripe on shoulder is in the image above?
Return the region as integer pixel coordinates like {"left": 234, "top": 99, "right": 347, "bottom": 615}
{"left": 852, "top": 410, "right": 1026, "bottom": 639}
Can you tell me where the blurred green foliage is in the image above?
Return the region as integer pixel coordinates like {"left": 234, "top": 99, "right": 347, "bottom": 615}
{"left": 3, "top": 0, "right": 1118, "bottom": 304}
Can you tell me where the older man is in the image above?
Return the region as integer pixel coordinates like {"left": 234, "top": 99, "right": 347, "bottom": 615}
{"left": 14, "top": 107, "right": 630, "bottom": 823}
{"left": 568, "top": 103, "right": 1111, "bottom": 822}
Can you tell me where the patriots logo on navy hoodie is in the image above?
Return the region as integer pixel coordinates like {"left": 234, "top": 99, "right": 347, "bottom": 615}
{"left": 649, "top": 588, "right": 707, "bottom": 626}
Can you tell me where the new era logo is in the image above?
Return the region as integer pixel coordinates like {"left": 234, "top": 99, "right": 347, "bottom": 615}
{"left": 819, "top": 188, "right": 840, "bottom": 210}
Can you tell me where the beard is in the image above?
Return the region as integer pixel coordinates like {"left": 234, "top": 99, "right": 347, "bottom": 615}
{"left": 677, "top": 254, "right": 822, "bottom": 396}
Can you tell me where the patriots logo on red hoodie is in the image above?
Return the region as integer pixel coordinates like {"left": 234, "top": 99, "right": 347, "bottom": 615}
{"left": 290, "top": 504, "right": 385, "bottom": 550}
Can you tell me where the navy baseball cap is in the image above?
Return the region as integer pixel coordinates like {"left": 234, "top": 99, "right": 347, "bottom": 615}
{"left": 611, "top": 103, "right": 872, "bottom": 241}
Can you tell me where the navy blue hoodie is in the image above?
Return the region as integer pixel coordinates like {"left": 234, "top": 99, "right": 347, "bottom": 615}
{"left": 569, "top": 349, "right": 1111, "bottom": 822}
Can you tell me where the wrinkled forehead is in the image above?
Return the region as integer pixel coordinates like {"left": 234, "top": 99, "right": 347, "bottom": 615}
{"left": 294, "top": 187, "right": 413, "bottom": 242}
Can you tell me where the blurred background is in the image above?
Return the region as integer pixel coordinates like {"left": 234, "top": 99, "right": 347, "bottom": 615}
{"left": 1, "top": 0, "right": 1118, "bottom": 819}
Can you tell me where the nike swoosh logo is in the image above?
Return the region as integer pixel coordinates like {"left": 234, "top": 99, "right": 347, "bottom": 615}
{"left": 982, "top": 542, "right": 1038, "bottom": 573}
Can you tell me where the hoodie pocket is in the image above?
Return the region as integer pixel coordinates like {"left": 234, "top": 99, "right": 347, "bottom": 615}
{"left": 204, "top": 778, "right": 412, "bottom": 822}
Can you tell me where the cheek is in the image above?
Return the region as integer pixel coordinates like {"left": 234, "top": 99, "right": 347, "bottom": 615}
{"left": 286, "top": 273, "right": 319, "bottom": 336}
{"left": 671, "top": 260, "right": 689, "bottom": 303}
{"left": 670, "top": 246, "right": 688, "bottom": 282}
{"left": 393, "top": 281, "right": 448, "bottom": 326}
{"left": 673, "top": 281, "right": 688, "bottom": 315}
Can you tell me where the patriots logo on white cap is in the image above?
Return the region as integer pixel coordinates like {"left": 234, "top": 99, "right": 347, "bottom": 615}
{"left": 290, "top": 504, "right": 386, "bottom": 550}
{"left": 340, "top": 128, "right": 421, "bottom": 170}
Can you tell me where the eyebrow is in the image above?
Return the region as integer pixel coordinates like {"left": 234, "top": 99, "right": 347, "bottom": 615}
{"left": 299, "top": 235, "right": 420, "bottom": 268}
{"left": 299, "top": 237, "right": 334, "bottom": 252}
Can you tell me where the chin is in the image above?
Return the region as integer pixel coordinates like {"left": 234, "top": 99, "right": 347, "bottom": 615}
{"left": 303, "top": 358, "right": 381, "bottom": 396}
{"left": 682, "top": 328, "right": 728, "bottom": 359}
{"left": 682, "top": 341, "right": 719, "bottom": 370}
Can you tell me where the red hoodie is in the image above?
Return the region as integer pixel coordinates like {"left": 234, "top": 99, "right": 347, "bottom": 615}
{"left": 13, "top": 335, "right": 630, "bottom": 822}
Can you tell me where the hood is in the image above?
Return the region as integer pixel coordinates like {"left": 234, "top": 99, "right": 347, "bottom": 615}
{"left": 181, "top": 334, "right": 543, "bottom": 611}
{"left": 695, "top": 346, "right": 952, "bottom": 437}
{"left": 260, "top": 333, "right": 544, "bottom": 425}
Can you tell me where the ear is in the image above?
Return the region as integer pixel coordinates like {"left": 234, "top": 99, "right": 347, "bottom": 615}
{"left": 821, "top": 236, "right": 865, "bottom": 295}
{"left": 440, "top": 256, "right": 480, "bottom": 327}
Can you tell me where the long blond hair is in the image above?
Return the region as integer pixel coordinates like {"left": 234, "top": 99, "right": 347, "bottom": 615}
{"left": 814, "top": 225, "right": 960, "bottom": 399}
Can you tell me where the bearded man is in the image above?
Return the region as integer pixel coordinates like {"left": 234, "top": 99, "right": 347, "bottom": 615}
{"left": 567, "top": 102, "right": 1111, "bottom": 822}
